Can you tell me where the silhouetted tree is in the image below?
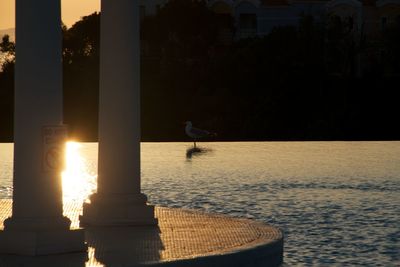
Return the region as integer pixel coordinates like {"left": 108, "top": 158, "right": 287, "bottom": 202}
{"left": 63, "top": 13, "right": 100, "bottom": 140}
{"left": 0, "top": 35, "right": 15, "bottom": 141}
{"left": 140, "top": 0, "right": 224, "bottom": 140}
{"left": 0, "top": 7, "right": 398, "bottom": 142}
{"left": 381, "top": 22, "right": 400, "bottom": 75}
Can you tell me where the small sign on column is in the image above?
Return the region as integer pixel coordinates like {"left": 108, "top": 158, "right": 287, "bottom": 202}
{"left": 42, "top": 125, "right": 68, "bottom": 173}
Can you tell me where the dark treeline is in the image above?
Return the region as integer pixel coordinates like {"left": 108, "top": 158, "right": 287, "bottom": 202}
{"left": 1, "top": 0, "right": 399, "bottom": 141}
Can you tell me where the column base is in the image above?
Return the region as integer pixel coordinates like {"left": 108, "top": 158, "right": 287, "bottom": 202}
{"left": 80, "top": 193, "right": 158, "bottom": 227}
{"left": 0, "top": 216, "right": 86, "bottom": 255}
{"left": 0, "top": 217, "right": 86, "bottom": 255}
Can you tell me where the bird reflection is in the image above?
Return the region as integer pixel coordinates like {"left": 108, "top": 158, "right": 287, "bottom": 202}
{"left": 186, "top": 147, "right": 211, "bottom": 159}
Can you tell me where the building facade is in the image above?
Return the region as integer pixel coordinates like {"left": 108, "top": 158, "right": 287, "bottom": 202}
{"left": 140, "top": 0, "right": 400, "bottom": 39}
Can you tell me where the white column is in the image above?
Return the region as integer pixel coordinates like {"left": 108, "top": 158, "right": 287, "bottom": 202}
{"left": 80, "top": 0, "right": 157, "bottom": 226}
{"left": 0, "top": 0, "right": 85, "bottom": 255}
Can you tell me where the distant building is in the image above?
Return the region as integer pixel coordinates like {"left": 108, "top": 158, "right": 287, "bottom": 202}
{"left": 140, "top": 0, "right": 400, "bottom": 40}
{"left": 139, "top": 0, "right": 167, "bottom": 20}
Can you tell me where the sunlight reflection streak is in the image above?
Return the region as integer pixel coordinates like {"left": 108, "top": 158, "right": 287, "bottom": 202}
{"left": 62, "top": 141, "right": 97, "bottom": 202}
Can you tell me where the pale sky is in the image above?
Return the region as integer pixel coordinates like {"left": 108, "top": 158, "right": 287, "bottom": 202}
{"left": 0, "top": 0, "right": 100, "bottom": 30}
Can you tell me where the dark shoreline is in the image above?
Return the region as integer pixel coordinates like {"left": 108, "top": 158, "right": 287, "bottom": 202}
{"left": 1, "top": 138, "right": 400, "bottom": 143}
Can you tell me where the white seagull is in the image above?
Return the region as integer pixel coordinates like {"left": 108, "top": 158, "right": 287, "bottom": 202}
{"left": 185, "top": 121, "right": 215, "bottom": 148}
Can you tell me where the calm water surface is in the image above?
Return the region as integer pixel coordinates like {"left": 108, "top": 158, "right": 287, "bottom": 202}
{"left": 0, "top": 142, "right": 399, "bottom": 266}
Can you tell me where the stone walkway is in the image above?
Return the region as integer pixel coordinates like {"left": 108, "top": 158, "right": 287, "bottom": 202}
{"left": 0, "top": 200, "right": 283, "bottom": 267}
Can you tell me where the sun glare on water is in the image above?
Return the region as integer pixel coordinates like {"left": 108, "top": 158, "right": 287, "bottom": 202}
{"left": 62, "top": 141, "right": 97, "bottom": 202}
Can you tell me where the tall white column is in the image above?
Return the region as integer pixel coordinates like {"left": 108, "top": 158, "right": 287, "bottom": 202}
{"left": 80, "top": 0, "right": 157, "bottom": 226}
{"left": 0, "top": 0, "right": 85, "bottom": 255}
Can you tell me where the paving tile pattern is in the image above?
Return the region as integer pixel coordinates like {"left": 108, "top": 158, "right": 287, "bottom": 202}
{"left": 0, "top": 199, "right": 282, "bottom": 266}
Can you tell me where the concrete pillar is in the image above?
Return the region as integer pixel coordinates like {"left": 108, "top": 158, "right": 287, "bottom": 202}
{"left": 80, "top": 0, "right": 157, "bottom": 226}
{"left": 0, "top": 0, "right": 86, "bottom": 255}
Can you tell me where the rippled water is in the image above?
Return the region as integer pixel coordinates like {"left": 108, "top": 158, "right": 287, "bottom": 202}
{"left": 1, "top": 142, "right": 399, "bottom": 266}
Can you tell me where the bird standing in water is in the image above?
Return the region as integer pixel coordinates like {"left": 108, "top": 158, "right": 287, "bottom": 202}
{"left": 185, "top": 121, "right": 215, "bottom": 148}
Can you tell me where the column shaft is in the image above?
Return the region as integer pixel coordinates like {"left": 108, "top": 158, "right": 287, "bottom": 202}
{"left": 13, "top": 0, "right": 63, "bottom": 219}
{"left": 0, "top": 0, "right": 85, "bottom": 255}
{"left": 98, "top": 0, "right": 141, "bottom": 195}
{"left": 80, "top": 0, "right": 156, "bottom": 226}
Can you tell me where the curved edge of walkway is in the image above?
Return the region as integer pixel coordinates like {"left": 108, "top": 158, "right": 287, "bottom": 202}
{"left": 0, "top": 200, "right": 284, "bottom": 267}
{"left": 156, "top": 236, "right": 283, "bottom": 267}
{"left": 149, "top": 207, "right": 284, "bottom": 267}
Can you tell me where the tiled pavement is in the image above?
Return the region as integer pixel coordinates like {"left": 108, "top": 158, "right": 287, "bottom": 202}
{"left": 0, "top": 200, "right": 283, "bottom": 267}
